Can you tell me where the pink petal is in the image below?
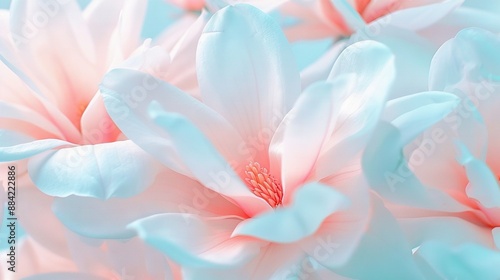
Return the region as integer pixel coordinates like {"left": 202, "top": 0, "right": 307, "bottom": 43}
{"left": 129, "top": 214, "right": 265, "bottom": 267}
{"left": 148, "top": 105, "right": 271, "bottom": 216}
{"left": 53, "top": 169, "right": 245, "bottom": 239}
{"left": 100, "top": 69, "right": 247, "bottom": 176}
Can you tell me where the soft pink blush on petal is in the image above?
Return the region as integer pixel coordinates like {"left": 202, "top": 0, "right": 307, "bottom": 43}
{"left": 167, "top": 0, "right": 206, "bottom": 10}
{"left": 284, "top": 0, "right": 453, "bottom": 40}
{"left": 52, "top": 168, "right": 246, "bottom": 240}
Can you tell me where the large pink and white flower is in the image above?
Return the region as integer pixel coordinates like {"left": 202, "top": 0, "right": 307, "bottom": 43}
{"left": 68, "top": 3, "right": 448, "bottom": 279}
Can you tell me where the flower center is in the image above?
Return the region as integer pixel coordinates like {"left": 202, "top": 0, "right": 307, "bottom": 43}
{"left": 244, "top": 161, "right": 283, "bottom": 208}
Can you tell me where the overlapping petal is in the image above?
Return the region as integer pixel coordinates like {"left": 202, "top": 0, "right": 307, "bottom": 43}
{"left": 197, "top": 4, "right": 301, "bottom": 164}
{"left": 28, "top": 140, "right": 162, "bottom": 199}
{"left": 232, "top": 182, "right": 349, "bottom": 243}
{"left": 129, "top": 214, "right": 263, "bottom": 268}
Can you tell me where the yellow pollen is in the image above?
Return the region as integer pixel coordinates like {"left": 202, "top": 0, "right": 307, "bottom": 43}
{"left": 244, "top": 161, "right": 283, "bottom": 208}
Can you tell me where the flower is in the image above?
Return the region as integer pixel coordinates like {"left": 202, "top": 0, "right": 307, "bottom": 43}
{"left": 363, "top": 27, "right": 500, "bottom": 279}
{"left": 0, "top": 236, "right": 181, "bottom": 279}
{"left": 89, "top": 3, "right": 429, "bottom": 279}
{"left": 295, "top": 0, "right": 500, "bottom": 99}
{"left": 283, "top": 0, "right": 461, "bottom": 39}
{"left": 0, "top": 0, "right": 188, "bottom": 278}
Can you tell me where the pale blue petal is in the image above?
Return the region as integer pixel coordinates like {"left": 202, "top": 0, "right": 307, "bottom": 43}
{"left": 384, "top": 91, "right": 460, "bottom": 144}
{"left": 380, "top": 0, "right": 462, "bottom": 31}
{"left": 28, "top": 140, "right": 161, "bottom": 199}
{"left": 456, "top": 142, "right": 500, "bottom": 208}
{"left": 129, "top": 214, "right": 262, "bottom": 268}
{"left": 417, "top": 241, "right": 500, "bottom": 279}
{"left": 331, "top": 196, "right": 424, "bottom": 280}
{"left": 232, "top": 182, "right": 349, "bottom": 243}
{"left": 0, "top": 130, "right": 74, "bottom": 162}
{"left": 362, "top": 120, "right": 467, "bottom": 211}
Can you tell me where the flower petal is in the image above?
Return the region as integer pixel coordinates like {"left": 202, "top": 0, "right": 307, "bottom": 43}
{"left": 232, "top": 182, "right": 349, "bottom": 243}
{"left": 79, "top": 91, "right": 121, "bottom": 144}
{"left": 53, "top": 169, "right": 245, "bottom": 239}
{"left": 324, "top": 196, "right": 423, "bottom": 279}
{"left": 197, "top": 4, "right": 301, "bottom": 163}
{"left": 82, "top": 0, "right": 134, "bottom": 71}
{"left": 4, "top": 237, "right": 78, "bottom": 279}
{"left": 28, "top": 140, "right": 161, "bottom": 199}
{"left": 182, "top": 243, "right": 304, "bottom": 280}
{"left": 372, "top": 0, "right": 462, "bottom": 31}
{"left": 430, "top": 27, "right": 500, "bottom": 175}
{"left": 114, "top": 0, "right": 146, "bottom": 57}
{"left": 0, "top": 131, "right": 74, "bottom": 162}
{"left": 300, "top": 41, "right": 347, "bottom": 90}
{"left": 129, "top": 214, "right": 264, "bottom": 267}
{"left": 314, "top": 40, "right": 395, "bottom": 179}
{"left": 383, "top": 91, "right": 461, "bottom": 144}
{"left": 493, "top": 227, "right": 500, "bottom": 249}
{"left": 270, "top": 76, "right": 353, "bottom": 201}
{"left": 330, "top": 0, "right": 366, "bottom": 31}
{"left": 362, "top": 119, "right": 469, "bottom": 211}
{"left": 100, "top": 68, "right": 247, "bottom": 176}
{"left": 162, "top": 11, "right": 210, "bottom": 98}
{"left": 417, "top": 241, "right": 500, "bottom": 280}
{"left": 0, "top": 50, "right": 81, "bottom": 142}
{"left": 9, "top": 0, "right": 100, "bottom": 118}
{"left": 400, "top": 216, "right": 494, "bottom": 250}
{"left": 0, "top": 101, "right": 66, "bottom": 139}
{"left": 148, "top": 105, "right": 270, "bottom": 216}
{"left": 457, "top": 142, "right": 500, "bottom": 208}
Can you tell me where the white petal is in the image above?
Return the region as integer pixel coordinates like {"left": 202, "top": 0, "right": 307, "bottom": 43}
{"left": 232, "top": 182, "right": 349, "bottom": 243}
{"left": 100, "top": 69, "right": 246, "bottom": 176}
{"left": 197, "top": 4, "right": 301, "bottom": 162}
{"left": 270, "top": 77, "right": 353, "bottom": 201}
{"left": 315, "top": 40, "right": 395, "bottom": 179}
